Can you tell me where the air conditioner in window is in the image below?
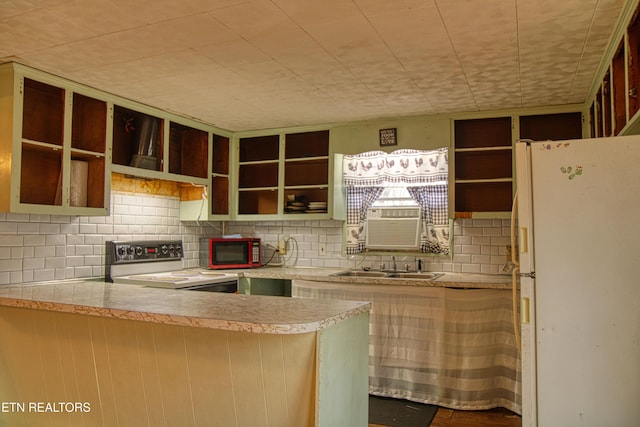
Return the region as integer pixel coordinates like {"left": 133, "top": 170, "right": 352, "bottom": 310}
{"left": 365, "top": 207, "right": 421, "bottom": 250}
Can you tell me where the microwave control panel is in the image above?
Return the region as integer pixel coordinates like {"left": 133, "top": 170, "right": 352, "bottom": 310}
{"left": 251, "top": 240, "right": 261, "bottom": 263}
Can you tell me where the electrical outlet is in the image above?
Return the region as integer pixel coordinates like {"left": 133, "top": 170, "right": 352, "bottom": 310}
{"left": 278, "top": 239, "right": 287, "bottom": 255}
{"left": 319, "top": 243, "right": 326, "bottom": 256}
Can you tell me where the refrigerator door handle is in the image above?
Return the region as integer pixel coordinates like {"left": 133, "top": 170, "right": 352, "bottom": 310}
{"left": 519, "top": 227, "right": 529, "bottom": 254}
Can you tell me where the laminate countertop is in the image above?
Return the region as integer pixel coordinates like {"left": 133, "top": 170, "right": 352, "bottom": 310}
{"left": 0, "top": 280, "right": 370, "bottom": 335}
{"left": 237, "top": 266, "right": 515, "bottom": 290}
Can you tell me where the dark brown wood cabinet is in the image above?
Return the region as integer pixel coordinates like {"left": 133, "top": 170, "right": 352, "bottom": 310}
{"left": 454, "top": 113, "right": 583, "bottom": 216}
{"left": 237, "top": 130, "right": 330, "bottom": 217}
{"left": 210, "top": 134, "right": 230, "bottom": 216}
{"left": 519, "top": 112, "right": 582, "bottom": 142}
{"left": 112, "top": 106, "right": 164, "bottom": 172}
{"left": 454, "top": 117, "right": 513, "bottom": 214}
{"left": 9, "top": 73, "right": 108, "bottom": 212}
{"left": 169, "top": 122, "right": 208, "bottom": 179}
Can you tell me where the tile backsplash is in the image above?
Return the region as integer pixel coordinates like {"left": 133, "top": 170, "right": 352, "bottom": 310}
{"left": 0, "top": 192, "right": 513, "bottom": 285}
{"left": 225, "top": 218, "right": 514, "bottom": 275}
{"left": 0, "top": 192, "right": 218, "bottom": 285}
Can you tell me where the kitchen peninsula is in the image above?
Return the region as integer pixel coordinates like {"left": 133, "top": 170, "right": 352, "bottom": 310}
{"left": 0, "top": 281, "right": 370, "bottom": 427}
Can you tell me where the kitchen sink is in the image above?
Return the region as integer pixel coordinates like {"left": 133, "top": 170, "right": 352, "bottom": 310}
{"left": 387, "top": 272, "right": 443, "bottom": 280}
{"left": 332, "top": 270, "right": 443, "bottom": 280}
{"left": 332, "top": 270, "right": 390, "bottom": 277}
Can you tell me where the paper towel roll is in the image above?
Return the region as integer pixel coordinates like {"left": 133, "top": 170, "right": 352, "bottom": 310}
{"left": 70, "top": 160, "right": 88, "bottom": 207}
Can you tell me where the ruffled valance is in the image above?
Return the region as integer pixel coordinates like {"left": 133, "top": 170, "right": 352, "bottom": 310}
{"left": 343, "top": 148, "right": 448, "bottom": 186}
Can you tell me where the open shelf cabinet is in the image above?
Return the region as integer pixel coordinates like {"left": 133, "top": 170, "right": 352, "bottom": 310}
{"left": 235, "top": 130, "right": 330, "bottom": 219}
{"left": 0, "top": 64, "right": 110, "bottom": 215}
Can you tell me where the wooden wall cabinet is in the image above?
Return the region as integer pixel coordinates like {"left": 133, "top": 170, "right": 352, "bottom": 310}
{"left": 0, "top": 63, "right": 110, "bottom": 215}
{"left": 179, "top": 131, "right": 232, "bottom": 221}
{"left": 210, "top": 134, "right": 231, "bottom": 216}
{"left": 454, "top": 117, "right": 513, "bottom": 215}
{"left": 453, "top": 112, "right": 583, "bottom": 217}
{"left": 111, "top": 106, "right": 210, "bottom": 186}
{"left": 590, "top": 1, "right": 640, "bottom": 137}
{"left": 236, "top": 129, "right": 330, "bottom": 219}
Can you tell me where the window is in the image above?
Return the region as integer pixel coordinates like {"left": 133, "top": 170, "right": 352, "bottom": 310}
{"left": 343, "top": 148, "right": 450, "bottom": 255}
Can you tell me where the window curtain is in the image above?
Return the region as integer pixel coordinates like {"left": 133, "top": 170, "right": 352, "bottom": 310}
{"left": 406, "top": 186, "right": 450, "bottom": 254}
{"left": 344, "top": 148, "right": 448, "bottom": 254}
{"left": 343, "top": 148, "right": 447, "bottom": 186}
{"left": 346, "top": 187, "right": 383, "bottom": 254}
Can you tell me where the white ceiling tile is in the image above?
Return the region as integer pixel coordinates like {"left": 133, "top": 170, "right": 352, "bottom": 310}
{"left": 0, "top": 0, "right": 627, "bottom": 130}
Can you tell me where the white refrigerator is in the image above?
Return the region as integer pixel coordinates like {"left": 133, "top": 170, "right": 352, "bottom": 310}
{"left": 515, "top": 136, "right": 640, "bottom": 427}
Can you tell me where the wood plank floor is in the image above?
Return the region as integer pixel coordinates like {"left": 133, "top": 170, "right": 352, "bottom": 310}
{"left": 369, "top": 406, "right": 521, "bottom": 427}
{"left": 429, "top": 407, "right": 521, "bottom": 427}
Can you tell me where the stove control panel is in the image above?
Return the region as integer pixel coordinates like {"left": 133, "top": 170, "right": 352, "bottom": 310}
{"left": 108, "top": 240, "right": 183, "bottom": 263}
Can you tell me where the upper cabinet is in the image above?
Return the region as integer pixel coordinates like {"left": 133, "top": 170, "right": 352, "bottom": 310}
{"left": 236, "top": 129, "right": 330, "bottom": 219}
{"left": 0, "top": 63, "right": 110, "bottom": 215}
{"left": 590, "top": 1, "right": 640, "bottom": 136}
{"left": 283, "top": 130, "right": 329, "bottom": 216}
{"left": 1, "top": 62, "right": 232, "bottom": 218}
{"left": 453, "top": 112, "right": 583, "bottom": 217}
{"left": 112, "top": 106, "right": 164, "bottom": 173}
{"left": 454, "top": 117, "right": 513, "bottom": 215}
{"left": 210, "top": 134, "right": 231, "bottom": 216}
{"left": 111, "top": 105, "right": 210, "bottom": 186}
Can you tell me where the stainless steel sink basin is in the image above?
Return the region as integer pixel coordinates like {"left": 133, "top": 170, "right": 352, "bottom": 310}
{"left": 388, "top": 272, "right": 443, "bottom": 280}
{"left": 332, "top": 270, "right": 443, "bottom": 280}
{"left": 332, "top": 270, "right": 390, "bottom": 277}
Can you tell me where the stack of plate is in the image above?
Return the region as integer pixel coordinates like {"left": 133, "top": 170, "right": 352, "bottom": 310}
{"left": 306, "top": 201, "right": 327, "bottom": 213}
{"left": 285, "top": 201, "right": 307, "bottom": 213}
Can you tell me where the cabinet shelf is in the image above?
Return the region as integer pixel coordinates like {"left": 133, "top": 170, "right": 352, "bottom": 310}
{"left": 454, "top": 146, "right": 511, "bottom": 153}
{"left": 454, "top": 178, "right": 512, "bottom": 184}
{"left": 70, "top": 147, "right": 105, "bottom": 158}
{"left": 21, "top": 139, "right": 63, "bottom": 151}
